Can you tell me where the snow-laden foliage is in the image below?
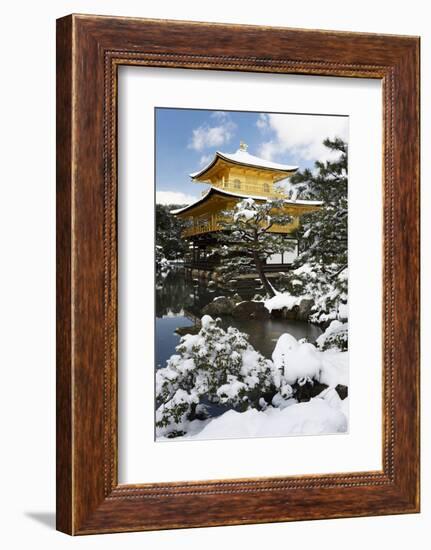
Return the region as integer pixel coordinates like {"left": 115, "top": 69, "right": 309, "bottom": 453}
{"left": 156, "top": 322, "right": 348, "bottom": 438}
{"left": 279, "top": 138, "right": 348, "bottom": 330}
{"left": 316, "top": 319, "right": 348, "bottom": 351}
{"left": 209, "top": 198, "right": 296, "bottom": 297}
{"left": 155, "top": 316, "right": 278, "bottom": 437}
{"left": 155, "top": 245, "right": 170, "bottom": 271}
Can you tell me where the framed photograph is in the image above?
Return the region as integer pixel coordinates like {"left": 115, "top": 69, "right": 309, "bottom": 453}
{"left": 56, "top": 14, "right": 420, "bottom": 534}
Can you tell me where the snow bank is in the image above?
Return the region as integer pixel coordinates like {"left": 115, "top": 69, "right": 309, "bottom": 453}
{"left": 272, "top": 332, "right": 348, "bottom": 387}
{"left": 320, "top": 350, "right": 349, "bottom": 387}
{"left": 264, "top": 293, "right": 300, "bottom": 313}
{"left": 172, "top": 398, "right": 347, "bottom": 440}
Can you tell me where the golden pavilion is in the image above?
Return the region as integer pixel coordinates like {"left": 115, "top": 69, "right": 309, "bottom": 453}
{"left": 172, "top": 142, "right": 321, "bottom": 278}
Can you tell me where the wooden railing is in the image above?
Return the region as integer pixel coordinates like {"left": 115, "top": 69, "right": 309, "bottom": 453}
{"left": 214, "top": 180, "right": 287, "bottom": 198}
{"left": 182, "top": 222, "right": 218, "bottom": 238}
{"left": 181, "top": 217, "right": 299, "bottom": 238}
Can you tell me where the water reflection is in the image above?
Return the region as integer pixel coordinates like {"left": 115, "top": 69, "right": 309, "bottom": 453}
{"left": 155, "top": 268, "right": 322, "bottom": 370}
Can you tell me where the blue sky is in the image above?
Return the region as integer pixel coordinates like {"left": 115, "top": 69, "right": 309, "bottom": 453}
{"left": 155, "top": 108, "right": 348, "bottom": 205}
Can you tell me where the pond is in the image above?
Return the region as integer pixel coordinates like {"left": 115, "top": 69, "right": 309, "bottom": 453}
{"left": 155, "top": 268, "right": 322, "bottom": 370}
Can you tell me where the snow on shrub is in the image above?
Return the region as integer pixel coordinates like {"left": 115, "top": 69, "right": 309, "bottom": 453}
{"left": 316, "top": 320, "right": 348, "bottom": 351}
{"left": 272, "top": 333, "right": 321, "bottom": 385}
{"left": 272, "top": 260, "right": 348, "bottom": 328}
{"left": 271, "top": 332, "right": 348, "bottom": 391}
{"left": 155, "top": 245, "right": 170, "bottom": 271}
{"left": 156, "top": 321, "right": 349, "bottom": 439}
{"left": 155, "top": 388, "right": 199, "bottom": 436}
{"left": 156, "top": 316, "right": 277, "bottom": 437}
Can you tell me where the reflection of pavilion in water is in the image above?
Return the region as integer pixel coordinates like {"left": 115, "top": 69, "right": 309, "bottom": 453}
{"left": 155, "top": 268, "right": 217, "bottom": 319}
{"left": 156, "top": 269, "right": 322, "bottom": 358}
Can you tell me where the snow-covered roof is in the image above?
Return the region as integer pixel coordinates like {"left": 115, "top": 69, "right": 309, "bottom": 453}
{"left": 170, "top": 187, "right": 323, "bottom": 215}
{"left": 190, "top": 148, "right": 298, "bottom": 180}
{"left": 170, "top": 189, "right": 212, "bottom": 214}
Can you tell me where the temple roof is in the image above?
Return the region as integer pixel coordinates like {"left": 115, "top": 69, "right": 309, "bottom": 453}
{"left": 190, "top": 146, "right": 298, "bottom": 181}
{"left": 170, "top": 187, "right": 322, "bottom": 216}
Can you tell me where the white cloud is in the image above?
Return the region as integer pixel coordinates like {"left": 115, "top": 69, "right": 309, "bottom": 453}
{"left": 199, "top": 153, "right": 213, "bottom": 166}
{"left": 210, "top": 111, "right": 230, "bottom": 120}
{"left": 256, "top": 113, "right": 349, "bottom": 163}
{"left": 256, "top": 113, "right": 268, "bottom": 130}
{"left": 156, "top": 191, "right": 198, "bottom": 205}
{"left": 189, "top": 114, "right": 236, "bottom": 151}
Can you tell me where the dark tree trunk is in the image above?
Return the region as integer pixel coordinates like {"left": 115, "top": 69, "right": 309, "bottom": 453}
{"left": 252, "top": 251, "right": 276, "bottom": 297}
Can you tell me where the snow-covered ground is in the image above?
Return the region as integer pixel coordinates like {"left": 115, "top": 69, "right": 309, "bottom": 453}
{"left": 319, "top": 350, "right": 349, "bottom": 387}
{"left": 159, "top": 389, "right": 348, "bottom": 441}
{"left": 156, "top": 323, "right": 348, "bottom": 441}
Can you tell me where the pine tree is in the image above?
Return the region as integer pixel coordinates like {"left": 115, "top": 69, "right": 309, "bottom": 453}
{"left": 210, "top": 198, "right": 296, "bottom": 297}
{"left": 155, "top": 316, "right": 278, "bottom": 437}
{"left": 287, "top": 137, "right": 348, "bottom": 325}
{"left": 155, "top": 203, "right": 188, "bottom": 260}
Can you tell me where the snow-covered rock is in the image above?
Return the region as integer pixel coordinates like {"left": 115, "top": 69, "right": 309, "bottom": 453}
{"left": 264, "top": 293, "right": 300, "bottom": 313}
{"left": 272, "top": 333, "right": 299, "bottom": 369}
{"left": 264, "top": 293, "right": 314, "bottom": 321}
{"left": 232, "top": 300, "right": 270, "bottom": 320}
{"left": 272, "top": 332, "right": 348, "bottom": 389}
{"left": 297, "top": 298, "right": 315, "bottom": 320}
{"left": 283, "top": 343, "right": 322, "bottom": 385}
{"left": 272, "top": 333, "right": 322, "bottom": 385}
{"left": 202, "top": 295, "right": 236, "bottom": 316}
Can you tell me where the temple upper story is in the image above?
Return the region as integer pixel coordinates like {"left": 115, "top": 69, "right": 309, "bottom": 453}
{"left": 189, "top": 141, "right": 298, "bottom": 199}
{"left": 171, "top": 142, "right": 322, "bottom": 240}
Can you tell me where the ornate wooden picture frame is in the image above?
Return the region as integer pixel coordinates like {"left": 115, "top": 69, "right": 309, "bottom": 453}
{"left": 56, "top": 14, "right": 420, "bottom": 535}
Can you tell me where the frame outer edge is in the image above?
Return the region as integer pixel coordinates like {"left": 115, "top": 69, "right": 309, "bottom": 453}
{"left": 57, "top": 14, "right": 421, "bottom": 535}
{"left": 392, "top": 38, "right": 420, "bottom": 511}
{"left": 56, "top": 14, "right": 74, "bottom": 535}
